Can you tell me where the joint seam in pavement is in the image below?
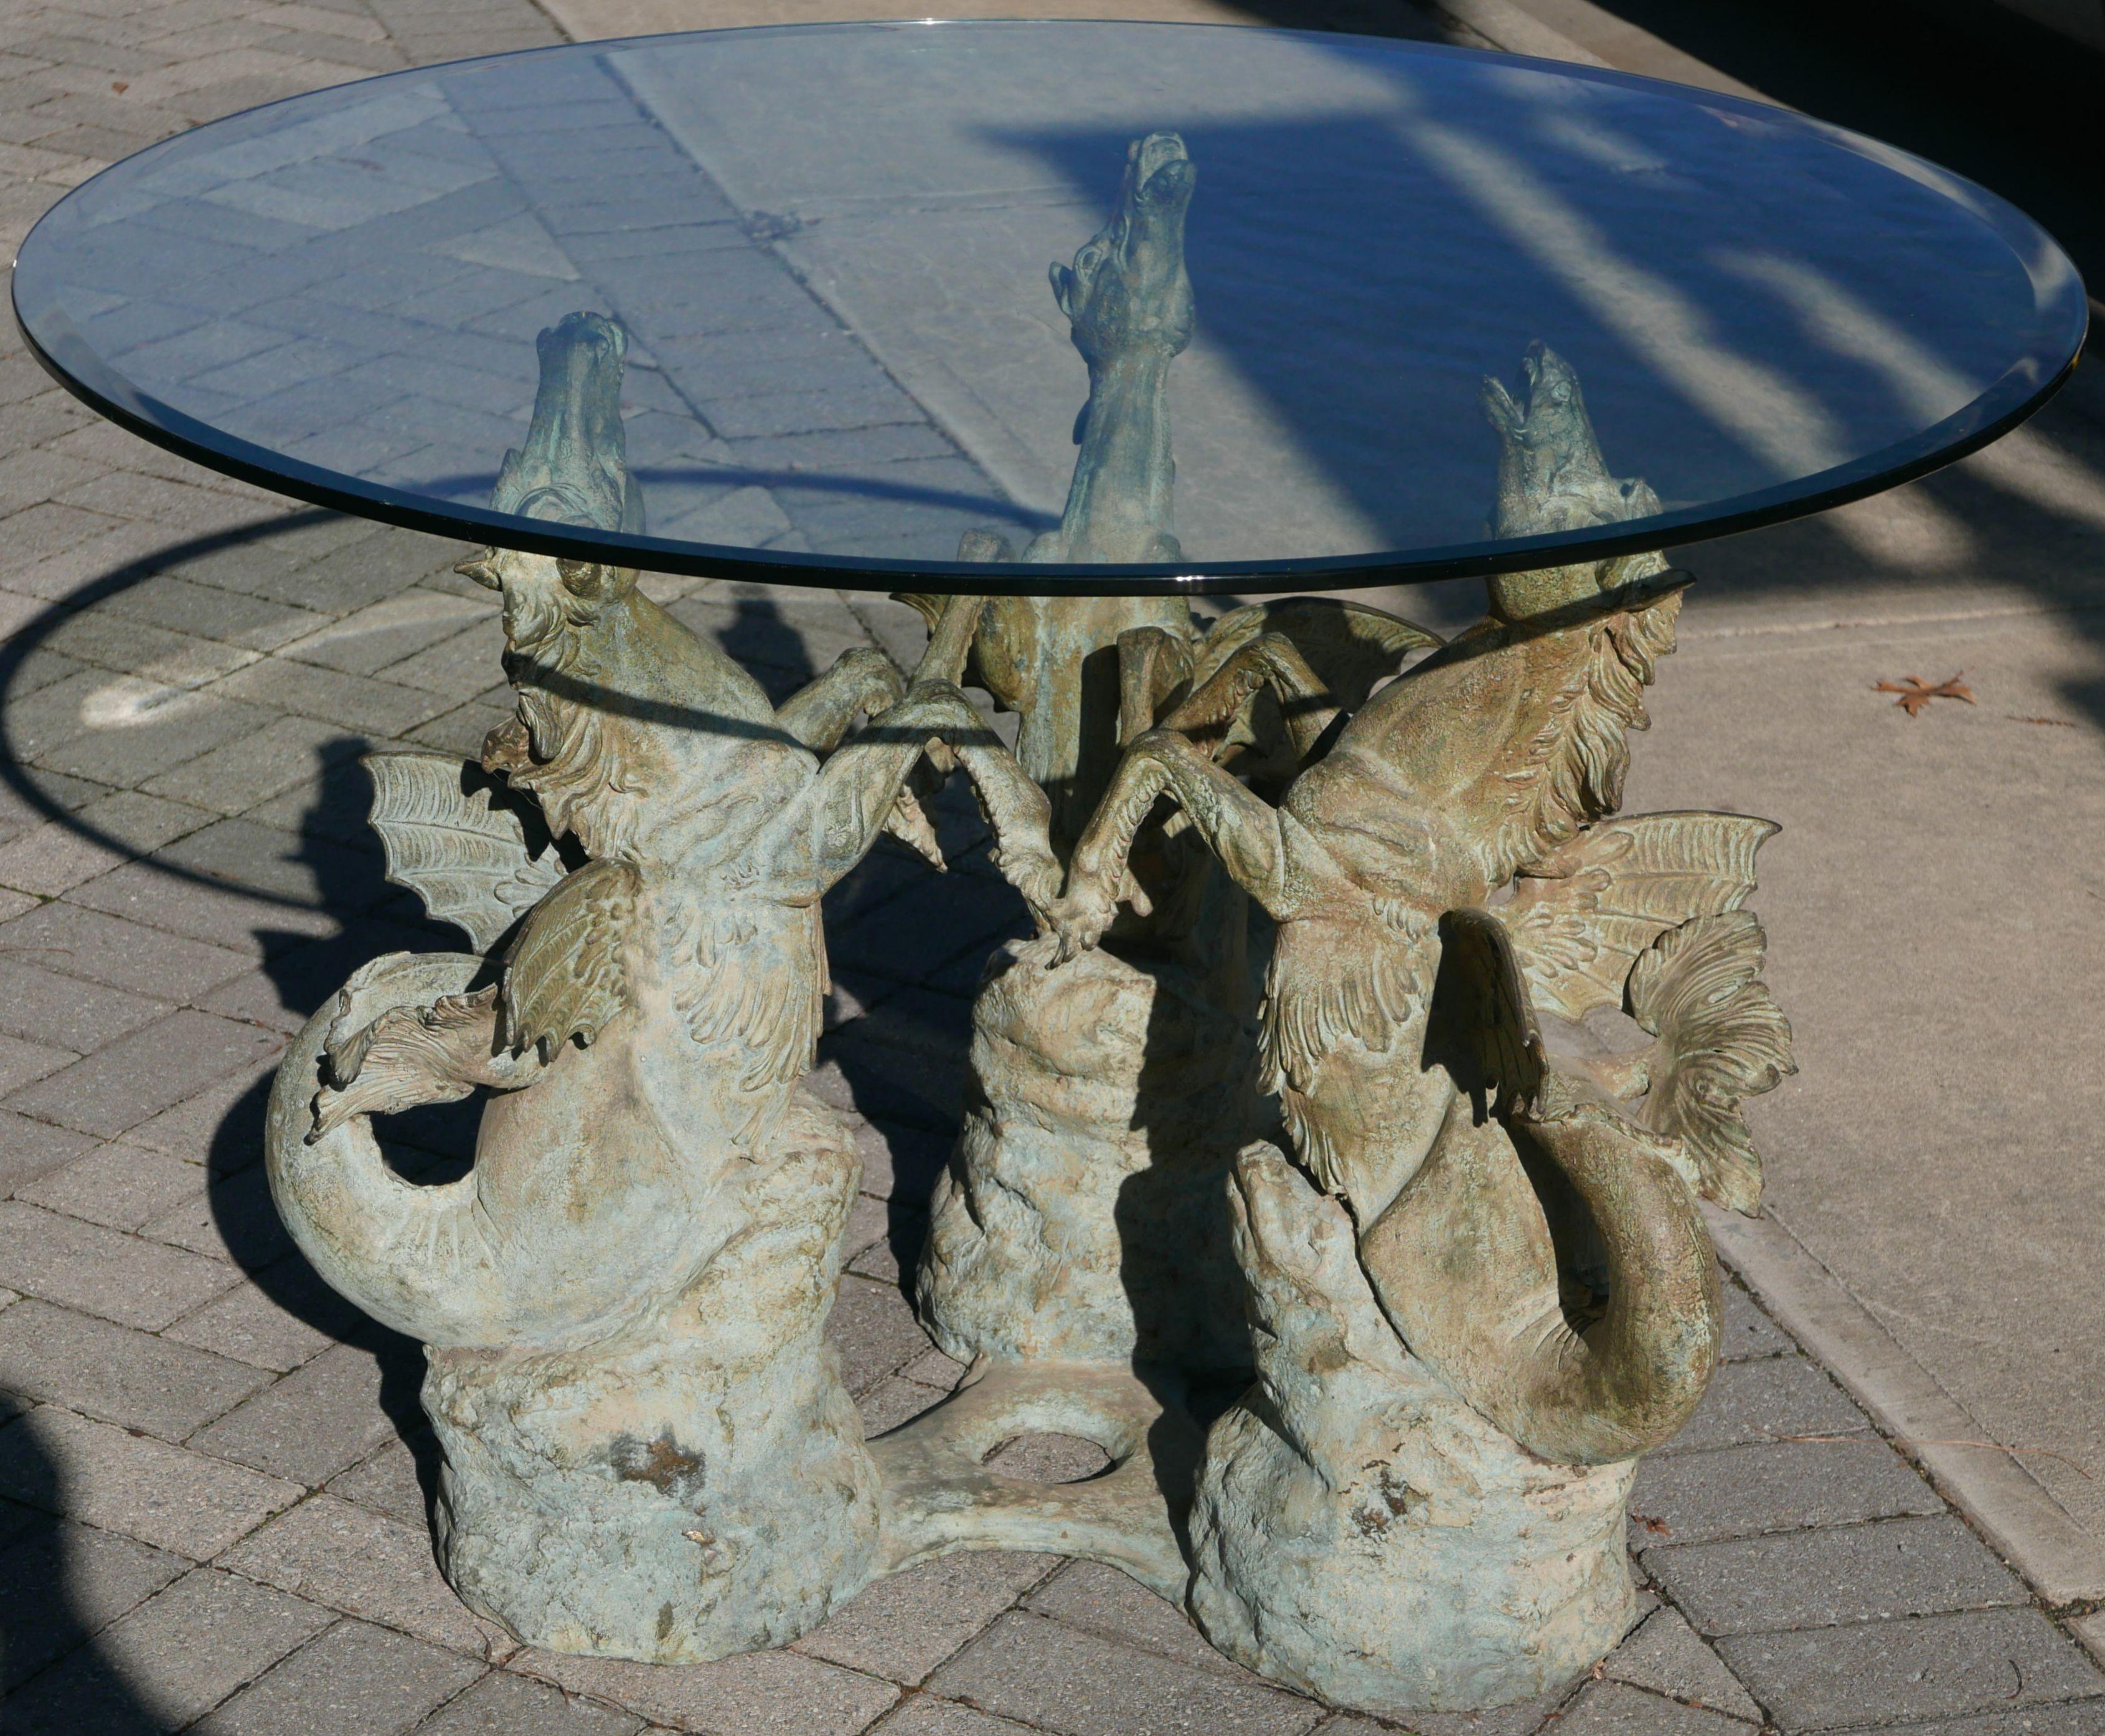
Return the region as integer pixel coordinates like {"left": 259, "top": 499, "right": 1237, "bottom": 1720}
{"left": 1708, "top": 1200, "right": 2105, "bottom": 1609}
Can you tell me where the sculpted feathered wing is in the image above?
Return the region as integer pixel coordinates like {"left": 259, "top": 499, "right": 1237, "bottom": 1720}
{"left": 501, "top": 857, "right": 638, "bottom": 1060}
{"left": 1503, "top": 811, "right": 1776, "bottom": 1022}
{"left": 1190, "top": 598, "right": 1441, "bottom": 783}
{"left": 365, "top": 752, "right": 567, "bottom": 953}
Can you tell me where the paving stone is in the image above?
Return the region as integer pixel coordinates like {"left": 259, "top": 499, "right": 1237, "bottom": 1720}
{"left": 1629, "top": 1438, "right": 1945, "bottom": 1546}
{"left": 123, "top": 1065, "right": 270, "bottom": 1171}
{"left": 141, "top": 709, "right": 360, "bottom": 813}
{"left": 850, "top": 1116, "right": 951, "bottom": 1205}
{"left": 0, "top": 1199, "right": 235, "bottom": 1326}
{"left": 1, "top": 1008, "right": 282, "bottom": 1138}
{"left": 197, "top": 912, "right": 440, "bottom": 1038}
{"left": 0, "top": 898, "right": 252, "bottom": 1000}
{"left": 155, "top": 813, "right": 387, "bottom": 910}
{"left": 1841, "top": 1708, "right": 2105, "bottom": 1735}
{"left": 224, "top": 1493, "right": 513, "bottom": 1659}
{"left": 65, "top": 854, "right": 341, "bottom": 956}
{"left": 34, "top": 687, "right": 268, "bottom": 787}
{"left": 1603, "top": 1607, "right": 1763, "bottom": 1721}
{"left": 900, "top": 1346, "right": 969, "bottom": 1391}
{"left": 140, "top": 1158, "right": 294, "bottom": 1267}
{"left": 1355, "top": 1687, "right": 1577, "bottom": 1736}
{"left": 984, "top": 1433, "right": 1114, "bottom": 1483}
{"left": 14, "top": 1139, "right": 205, "bottom": 1230}
{"left": 0, "top": 790, "right": 208, "bottom": 894}
{"left": 407, "top": 694, "right": 512, "bottom": 756}
{"left": 1645, "top": 1514, "right": 2029, "bottom": 1636}
{"left": 231, "top": 524, "right": 459, "bottom": 613}
{"left": 94, "top": 572, "right": 329, "bottom": 653}
{"left": 386, "top": 619, "right": 508, "bottom": 694}
{"left": 0, "top": 1110, "right": 98, "bottom": 1197}
{"left": 2, "top": 1564, "right": 333, "bottom": 1734}
{"left": 0, "top": 1514, "right": 188, "bottom": 1691}
{"left": 1661, "top": 1355, "right": 1870, "bottom": 1454}
{"left": 514, "top": 1643, "right": 901, "bottom": 1736}
{"left": 795, "top": 1550, "right": 1053, "bottom": 1684}
{"left": 926, "top": 1611, "right": 1324, "bottom": 1736}
{"left": 1718, "top": 1607, "right": 2105, "bottom": 1731}
{"left": 828, "top": 874, "right": 1025, "bottom": 991}
{"left": 857, "top": 1373, "right": 948, "bottom": 1438}
{"left": 191, "top": 1339, "right": 408, "bottom": 1484}
{"left": 211, "top": 654, "right": 453, "bottom": 734}
{"left": 813, "top": 1001, "right": 972, "bottom": 1131}
{"left": 847, "top": 1204, "right": 926, "bottom": 1285}
{"left": 164, "top": 1263, "right": 348, "bottom": 1372}
{"left": 191, "top": 1614, "right": 486, "bottom": 1735}
{"left": 1024, "top": 1560, "right": 1252, "bottom": 1681}
{"left": 37, "top": 598, "right": 263, "bottom": 684}
{"left": 0, "top": 951, "right": 169, "bottom": 1053}
{"left": 325, "top": 1433, "right": 432, "bottom": 1531}
{"left": 2, "top": 666, "right": 118, "bottom": 763}
{"left": 413, "top": 1666, "right": 646, "bottom": 1735}
{"left": 829, "top": 1271, "right": 935, "bottom": 1397}
{"left": 0, "top": 1296, "right": 271, "bottom": 1440}
{"left": 0, "top": 1402, "right": 300, "bottom": 1559}
{"left": 870, "top": 1702, "right": 1043, "bottom": 1736}
{"left": 0, "top": 1031, "right": 72, "bottom": 1095}
{"left": 842, "top": 1190, "right": 890, "bottom": 1267}
{"left": 1553, "top": 1683, "right": 1757, "bottom": 1734}
{"left": 276, "top": 589, "right": 494, "bottom": 676}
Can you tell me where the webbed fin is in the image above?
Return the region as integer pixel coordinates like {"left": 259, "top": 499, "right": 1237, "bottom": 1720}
{"left": 365, "top": 752, "right": 565, "bottom": 953}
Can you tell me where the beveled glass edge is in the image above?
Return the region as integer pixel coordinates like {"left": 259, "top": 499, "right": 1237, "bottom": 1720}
{"left": 10, "top": 19, "right": 2092, "bottom": 598}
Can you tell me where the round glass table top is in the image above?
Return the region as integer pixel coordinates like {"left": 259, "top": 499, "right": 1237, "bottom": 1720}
{"left": 11, "top": 21, "right": 2087, "bottom": 596}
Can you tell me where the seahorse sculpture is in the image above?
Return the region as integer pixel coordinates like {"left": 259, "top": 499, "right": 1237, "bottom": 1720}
{"left": 1050, "top": 343, "right": 1794, "bottom": 1712}
{"left": 908, "top": 133, "right": 1433, "bottom": 1377}
{"left": 265, "top": 312, "right": 1059, "bottom": 1663}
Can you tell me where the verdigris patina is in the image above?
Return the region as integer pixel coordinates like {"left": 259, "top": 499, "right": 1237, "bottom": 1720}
{"left": 910, "top": 133, "right": 1430, "bottom": 1384}
{"left": 1048, "top": 342, "right": 1792, "bottom": 1710}
{"left": 261, "top": 157, "right": 1793, "bottom": 1720}
{"left": 266, "top": 313, "right": 1059, "bottom": 1662}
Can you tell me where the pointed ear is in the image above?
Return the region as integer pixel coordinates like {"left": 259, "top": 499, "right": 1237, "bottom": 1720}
{"left": 954, "top": 530, "right": 1015, "bottom": 565}
{"left": 455, "top": 551, "right": 502, "bottom": 589}
{"left": 558, "top": 560, "right": 636, "bottom": 602}
{"left": 1048, "top": 261, "right": 1076, "bottom": 318}
{"left": 492, "top": 445, "right": 525, "bottom": 512}
{"left": 1480, "top": 376, "right": 1521, "bottom": 436}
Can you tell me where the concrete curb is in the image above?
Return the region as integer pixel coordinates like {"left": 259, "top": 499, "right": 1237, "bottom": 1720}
{"left": 1708, "top": 1203, "right": 2105, "bottom": 1609}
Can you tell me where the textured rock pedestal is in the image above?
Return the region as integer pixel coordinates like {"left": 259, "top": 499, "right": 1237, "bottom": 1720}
{"left": 1190, "top": 1144, "right": 1637, "bottom": 1712}
{"left": 919, "top": 902, "right": 1260, "bottom": 1375}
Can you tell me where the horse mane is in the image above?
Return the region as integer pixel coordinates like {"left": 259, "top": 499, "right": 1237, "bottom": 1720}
{"left": 1487, "top": 580, "right": 1683, "bottom": 887}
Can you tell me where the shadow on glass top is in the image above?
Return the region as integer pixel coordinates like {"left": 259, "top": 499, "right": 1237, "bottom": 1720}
{"left": 10, "top": 21, "right": 2088, "bottom": 596}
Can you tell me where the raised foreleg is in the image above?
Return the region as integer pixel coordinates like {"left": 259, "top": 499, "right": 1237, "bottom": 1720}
{"left": 1161, "top": 630, "right": 1340, "bottom": 763}
{"left": 776, "top": 646, "right": 905, "bottom": 751}
{"left": 1116, "top": 625, "right": 1192, "bottom": 746}
{"left": 778, "top": 644, "right": 956, "bottom": 871}
{"left": 1053, "top": 729, "right": 1324, "bottom": 957}
{"left": 804, "top": 679, "right": 1058, "bottom": 910}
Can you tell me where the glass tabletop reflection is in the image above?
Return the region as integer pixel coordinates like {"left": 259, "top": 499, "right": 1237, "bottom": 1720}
{"left": 10, "top": 21, "right": 2088, "bottom": 595}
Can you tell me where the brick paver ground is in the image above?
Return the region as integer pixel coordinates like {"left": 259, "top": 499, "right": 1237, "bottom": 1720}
{"left": 0, "top": 3, "right": 2101, "bottom": 1734}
